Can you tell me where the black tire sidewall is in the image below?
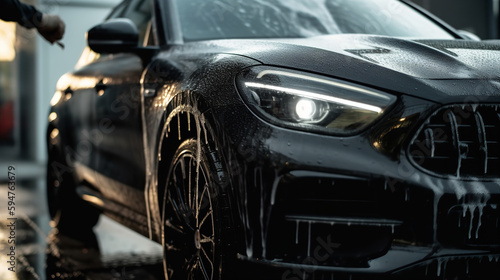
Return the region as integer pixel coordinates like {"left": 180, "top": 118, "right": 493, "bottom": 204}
{"left": 162, "top": 139, "right": 226, "bottom": 280}
{"left": 46, "top": 146, "right": 99, "bottom": 236}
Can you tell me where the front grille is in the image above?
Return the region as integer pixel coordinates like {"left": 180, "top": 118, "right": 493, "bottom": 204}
{"left": 409, "top": 104, "right": 500, "bottom": 178}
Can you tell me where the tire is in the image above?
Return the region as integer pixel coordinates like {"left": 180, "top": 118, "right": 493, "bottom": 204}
{"left": 46, "top": 144, "right": 99, "bottom": 237}
{"left": 162, "top": 139, "right": 227, "bottom": 280}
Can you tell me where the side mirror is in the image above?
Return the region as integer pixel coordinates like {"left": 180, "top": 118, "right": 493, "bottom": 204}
{"left": 87, "top": 18, "right": 139, "bottom": 54}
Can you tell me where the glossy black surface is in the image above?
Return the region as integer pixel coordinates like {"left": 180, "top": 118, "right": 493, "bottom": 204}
{"left": 47, "top": 0, "right": 500, "bottom": 279}
{"left": 87, "top": 19, "right": 139, "bottom": 54}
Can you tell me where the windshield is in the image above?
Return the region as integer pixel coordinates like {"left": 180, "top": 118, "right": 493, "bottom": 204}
{"left": 173, "top": 0, "right": 455, "bottom": 41}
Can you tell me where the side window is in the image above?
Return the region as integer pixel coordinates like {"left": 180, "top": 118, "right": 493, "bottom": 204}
{"left": 123, "top": 0, "right": 154, "bottom": 45}
{"left": 144, "top": 21, "right": 158, "bottom": 46}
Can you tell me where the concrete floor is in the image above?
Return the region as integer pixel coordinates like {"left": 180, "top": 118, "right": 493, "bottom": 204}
{"left": 0, "top": 180, "right": 164, "bottom": 280}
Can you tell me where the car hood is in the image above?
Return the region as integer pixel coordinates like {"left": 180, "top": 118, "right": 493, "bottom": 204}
{"left": 283, "top": 35, "right": 500, "bottom": 79}
{"left": 209, "top": 34, "right": 500, "bottom": 102}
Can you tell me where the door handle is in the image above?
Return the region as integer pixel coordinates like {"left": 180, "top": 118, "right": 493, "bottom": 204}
{"left": 62, "top": 87, "right": 73, "bottom": 101}
{"left": 143, "top": 86, "right": 156, "bottom": 97}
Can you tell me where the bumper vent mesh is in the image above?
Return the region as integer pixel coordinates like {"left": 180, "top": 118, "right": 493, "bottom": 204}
{"left": 409, "top": 104, "right": 500, "bottom": 178}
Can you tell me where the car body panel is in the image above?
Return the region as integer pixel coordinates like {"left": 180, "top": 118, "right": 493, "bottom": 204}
{"left": 137, "top": 42, "right": 500, "bottom": 273}
{"left": 55, "top": 53, "right": 147, "bottom": 214}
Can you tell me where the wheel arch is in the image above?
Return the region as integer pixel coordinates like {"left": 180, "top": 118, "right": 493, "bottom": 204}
{"left": 156, "top": 108, "right": 197, "bottom": 219}
{"left": 154, "top": 91, "right": 224, "bottom": 222}
{"left": 153, "top": 90, "right": 242, "bottom": 247}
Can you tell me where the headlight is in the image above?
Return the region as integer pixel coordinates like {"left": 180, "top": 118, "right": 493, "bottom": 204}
{"left": 236, "top": 66, "right": 397, "bottom": 135}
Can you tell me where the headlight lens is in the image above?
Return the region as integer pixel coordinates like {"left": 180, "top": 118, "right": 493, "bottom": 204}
{"left": 237, "top": 66, "right": 397, "bottom": 135}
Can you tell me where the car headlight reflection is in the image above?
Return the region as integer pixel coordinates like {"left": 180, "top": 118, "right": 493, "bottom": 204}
{"left": 295, "top": 98, "right": 318, "bottom": 120}
{"left": 237, "top": 66, "right": 397, "bottom": 135}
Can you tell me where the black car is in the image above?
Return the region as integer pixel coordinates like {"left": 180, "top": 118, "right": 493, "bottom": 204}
{"left": 46, "top": 0, "right": 500, "bottom": 279}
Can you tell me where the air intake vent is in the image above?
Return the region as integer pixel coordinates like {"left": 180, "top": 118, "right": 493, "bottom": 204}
{"left": 409, "top": 105, "right": 500, "bottom": 178}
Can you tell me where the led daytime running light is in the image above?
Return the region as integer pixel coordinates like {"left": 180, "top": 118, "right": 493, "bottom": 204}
{"left": 244, "top": 82, "right": 383, "bottom": 113}
{"left": 256, "top": 69, "right": 391, "bottom": 101}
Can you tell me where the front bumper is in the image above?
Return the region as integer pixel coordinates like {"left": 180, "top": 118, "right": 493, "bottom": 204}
{"left": 225, "top": 95, "right": 500, "bottom": 278}
{"left": 236, "top": 250, "right": 500, "bottom": 280}
{"left": 255, "top": 169, "right": 500, "bottom": 277}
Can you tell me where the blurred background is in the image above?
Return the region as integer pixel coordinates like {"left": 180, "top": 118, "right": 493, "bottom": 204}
{"left": 1, "top": 0, "right": 120, "bottom": 177}
{"left": 413, "top": 0, "right": 499, "bottom": 39}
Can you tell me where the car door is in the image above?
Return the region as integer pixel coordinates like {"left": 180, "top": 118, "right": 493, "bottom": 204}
{"left": 90, "top": 0, "right": 153, "bottom": 213}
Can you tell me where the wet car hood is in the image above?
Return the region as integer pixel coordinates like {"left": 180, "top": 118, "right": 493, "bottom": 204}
{"left": 207, "top": 34, "right": 500, "bottom": 102}
{"left": 280, "top": 35, "right": 500, "bottom": 80}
